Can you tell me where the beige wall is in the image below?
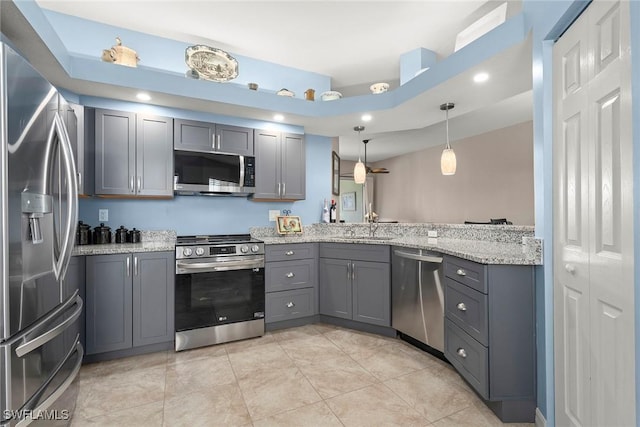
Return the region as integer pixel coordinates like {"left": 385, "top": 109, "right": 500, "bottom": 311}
{"left": 372, "top": 121, "right": 534, "bottom": 225}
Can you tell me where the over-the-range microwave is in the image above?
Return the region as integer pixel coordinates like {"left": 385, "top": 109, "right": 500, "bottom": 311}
{"left": 174, "top": 149, "right": 255, "bottom": 196}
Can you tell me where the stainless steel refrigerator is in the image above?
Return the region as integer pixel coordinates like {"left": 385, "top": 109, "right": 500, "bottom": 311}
{"left": 0, "top": 42, "right": 83, "bottom": 426}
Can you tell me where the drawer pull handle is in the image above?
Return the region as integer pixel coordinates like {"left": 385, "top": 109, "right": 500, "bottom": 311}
{"left": 286, "top": 302, "right": 295, "bottom": 308}
{"left": 285, "top": 250, "right": 294, "bottom": 256}
{"left": 456, "top": 302, "right": 467, "bottom": 312}
{"left": 286, "top": 272, "right": 295, "bottom": 278}
{"left": 456, "top": 348, "right": 467, "bottom": 358}
{"left": 456, "top": 269, "right": 467, "bottom": 276}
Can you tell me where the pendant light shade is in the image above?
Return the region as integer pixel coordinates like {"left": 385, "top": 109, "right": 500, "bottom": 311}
{"left": 353, "top": 160, "right": 367, "bottom": 184}
{"left": 353, "top": 125, "right": 366, "bottom": 184}
{"left": 440, "top": 102, "right": 456, "bottom": 176}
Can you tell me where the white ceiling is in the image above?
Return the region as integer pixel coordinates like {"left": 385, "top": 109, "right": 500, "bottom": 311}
{"left": 25, "top": 0, "right": 532, "bottom": 162}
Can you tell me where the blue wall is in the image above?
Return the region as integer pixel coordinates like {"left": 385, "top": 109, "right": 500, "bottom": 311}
{"left": 79, "top": 133, "right": 331, "bottom": 234}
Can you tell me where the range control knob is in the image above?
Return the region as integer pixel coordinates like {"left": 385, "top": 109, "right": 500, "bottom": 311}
{"left": 240, "top": 245, "right": 249, "bottom": 253}
{"left": 182, "top": 247, "right": 193, "bottom": 257}
{"left": 251, "top": 245, "right": 260, "bottom": 253}
{"left": 195, "top": 247, "right": 205, "bottom": 256}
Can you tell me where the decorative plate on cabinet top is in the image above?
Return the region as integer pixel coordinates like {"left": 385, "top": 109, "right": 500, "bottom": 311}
{"left": 320, "top": 91, "right": 342, "bottom": 101}
{"left": 276, "top": 88, "right": 295, "bottom": 97}
{"left": 185, "top": 45, "right": 238, "bottom": 82}
{"left": 370, "top": 82, "right": 389, "bottom": 94}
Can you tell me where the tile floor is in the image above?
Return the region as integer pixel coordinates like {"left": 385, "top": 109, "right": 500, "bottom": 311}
{"left": 71, "top": 324, "right": 534, "bottom": 427}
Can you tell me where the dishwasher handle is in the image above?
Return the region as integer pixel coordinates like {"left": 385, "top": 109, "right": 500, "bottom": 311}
{"left": 393, "top": 250, "right": 442, "bottom": 264}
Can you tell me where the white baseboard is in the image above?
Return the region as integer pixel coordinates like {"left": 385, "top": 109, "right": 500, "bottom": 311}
{"left": 535, "top": 408, "right": 547, "bottom": 427}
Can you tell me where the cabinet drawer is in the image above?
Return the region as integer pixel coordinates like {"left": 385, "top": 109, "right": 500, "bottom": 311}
{"left": 445, "top": 319, "right": 489, "bottom": 399}
{"left": 320, "top": 243, "right": 390, "bottom": 263}
{"left": 445, "top": 278, "right": 488, "bottom": 346}
{"left": 265, "top": 288, "right": 316, "bottom": 323}
{"left": 444, "top": 256, "right": 487, "bottom": 293}
{"left": 266, "top": 259, "right": 317, "bottom": 292}
{"left": 266, "top": 243, "right": 318, "bottom": 262}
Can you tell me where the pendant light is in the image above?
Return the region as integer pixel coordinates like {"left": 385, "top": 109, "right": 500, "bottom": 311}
{"left": 440, "top": 102, "right": 456, "bottom": 175}
{"left": 353, "top": 126, "right": 366, "bottom": 184}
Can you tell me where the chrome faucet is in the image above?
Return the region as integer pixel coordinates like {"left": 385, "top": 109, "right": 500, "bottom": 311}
{"left": 369, "top": 219, "right": 379, "bottom": 237}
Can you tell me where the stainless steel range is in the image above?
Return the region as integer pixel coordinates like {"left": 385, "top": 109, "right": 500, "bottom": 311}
{"left": 174, "top": 234, "right": 265, "bottom": 351}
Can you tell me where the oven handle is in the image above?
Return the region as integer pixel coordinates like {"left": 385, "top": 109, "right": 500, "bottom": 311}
{"left": 176, "top": 259, "right": 264, "bottom": 274}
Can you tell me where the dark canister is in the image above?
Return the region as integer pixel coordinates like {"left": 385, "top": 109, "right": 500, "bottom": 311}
{"left": 115, "top": 225, "right": 128, "bottom": 243}
{"left": 76, "top": 221, "right": 92, "bottom": 245}
{"left": 93, "top": 223, "right": 112, "bottom": 244}
{"left": 127, "top": 228, "right": 141, "bottom": 243}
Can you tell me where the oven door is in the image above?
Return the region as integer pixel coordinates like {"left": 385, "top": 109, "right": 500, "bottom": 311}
{"left": 175, "top": 258, "right": 265, "bottom": 332}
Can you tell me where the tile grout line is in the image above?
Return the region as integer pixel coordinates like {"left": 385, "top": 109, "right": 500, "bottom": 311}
{"left": 224, "top": 344, "right": 258, "bottom": 425}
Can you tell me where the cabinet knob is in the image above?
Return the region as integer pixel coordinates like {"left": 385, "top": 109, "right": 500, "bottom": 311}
{"left": 286, "top": 301, "right": 295, "bottom": 308}
{"left": 456, "top": 268, "right": 467, "bottom": 277}
{"left": 456, "top": 348, "right": 467, "bottom": 359}
{"left": 456, "top": 302, "right": 467, "bottom": 312}
{"left": 285, "top": 250, "right": 294, "bottom": 256}
{"left": 286, "top": 272, "right": 295, "bottom": 278}
{"left": 565, "top": 263, "right": 576, "bottom": 274}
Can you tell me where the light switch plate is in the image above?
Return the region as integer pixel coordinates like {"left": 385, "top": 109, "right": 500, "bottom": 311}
{"left": 428, "top": 230, "right": 438, "bottom": 238}
{"left": 268, "top": 210, "right": 280, "bottom": 221}
{"left": 98, "top": 209, "right": 108, "bottom": 222}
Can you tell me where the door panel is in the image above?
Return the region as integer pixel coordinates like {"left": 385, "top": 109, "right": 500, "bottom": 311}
{"left": 554, "top": 1, "right": 634, "bottom": 425}
{"left": 95, "top": 110, "right": 135, "bottom": 195}
{"left": 318, "top": 258, "right": 351, "bottom": 319}
{"left": 136, "top": 114, "right": 173, "bottom": 196}
{"left": 281, "top": 134, "right": 305, "bottom": 200}
{"left": 254, "top": 131, "right": 280, "bottom": 199}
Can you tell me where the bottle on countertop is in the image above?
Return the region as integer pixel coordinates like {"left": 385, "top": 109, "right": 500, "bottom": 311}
{"left": 329, "top": 199, "right": 337, "bottom": 223}
{"left": 322, "top": 199, "right": 330, "bottom": 223}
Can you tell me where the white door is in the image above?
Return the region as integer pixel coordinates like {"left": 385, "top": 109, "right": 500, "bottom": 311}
{"left": 553, "top": 1, "right": 634, "bottom": 426}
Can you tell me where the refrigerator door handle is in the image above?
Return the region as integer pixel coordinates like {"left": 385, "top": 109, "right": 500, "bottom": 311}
{"left": 15, "top": 340, "right": 83, "bottom": 427}
{"left": 15, "top": 295, "right": 83, "bottom": 358}
{"left": 50, "top": 111, "right": 78, "bottom": 282}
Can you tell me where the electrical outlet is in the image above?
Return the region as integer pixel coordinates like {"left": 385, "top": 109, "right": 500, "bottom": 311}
{"left": 268, "top": 210, "right": 280, "bottom": 221}
{"left": 98, "top": 209, "right": 108, "bottom": 222}
{"left": 428, "top": 230, "right": 438, "bottom": 238}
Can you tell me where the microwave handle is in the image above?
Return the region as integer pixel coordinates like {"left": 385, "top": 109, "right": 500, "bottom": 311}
{"left": 239, "top": 156, "right": 245, "bottom": 187}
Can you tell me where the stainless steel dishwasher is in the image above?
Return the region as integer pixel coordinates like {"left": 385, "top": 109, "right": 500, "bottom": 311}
{"left": 392, "top": 247, "right": 444, "bottom": 352}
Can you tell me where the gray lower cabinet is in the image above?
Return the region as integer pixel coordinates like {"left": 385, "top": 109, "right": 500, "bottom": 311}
{"left": 265, "top": 244, "right": 318, "bottom": 324}
{"left": 95, "top": 109, "right": 173, "bottom": 197}
{"left": 443, "top": 255, "right": 535, "bottom": 423}
{"left": 174, "top": 118, "right": 254, "bottom": 155}
{"left": 254, "top": 130, "right": 305, "bottom": 200}
{"left": 85, "top": 252, "right": 174, "bottom": 355}
{"left": 319, "top": 243, "right": 390, "bottom": 327}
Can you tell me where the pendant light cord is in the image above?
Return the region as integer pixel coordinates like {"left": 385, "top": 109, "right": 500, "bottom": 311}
{"left": 445, "top": 107, "right": 451, "bottom": 150}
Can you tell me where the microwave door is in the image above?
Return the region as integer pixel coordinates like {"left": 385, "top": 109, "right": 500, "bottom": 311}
{"left": 174, "top": 151, "right": 253, "bottom": 194}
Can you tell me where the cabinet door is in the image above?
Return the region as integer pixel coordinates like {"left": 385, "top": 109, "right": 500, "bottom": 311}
{"left": 319, "top": 258, "right": 352, "bottom": 319}
{"left": 281, "top": 133, "right": 305, "bottom": 200}
{"left": 95, "top": 109, "right": 136, "bottom": 195}
{"left": 352, "top": 260, "right": 390, "bottom": 326}
{"left": 174, "top": 118, "right": 215, "bottom": 151}
{"left": 216, "top": 124, "right": 254, "bottom": 156}
{"left": 132, "top": 252, "right": 174, "bottom": 347}
{"left": 135, "top": 114, "right": 174, "bottom": 196}
{"left": 254, "top": 130, "right": 280, "bottom": 199}
{"left": 85, "top": 254, "right": 132, "bottom": 355}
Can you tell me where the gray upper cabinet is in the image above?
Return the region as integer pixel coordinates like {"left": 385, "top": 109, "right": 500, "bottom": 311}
{"left": 254, "top": 130, "right": 305, "bottom": 200}
{"left": 136, "top": 114, "right": 174, "bottom": 196}
{"left": 95, "top": 109, "right": 173, "bottom": 197}
{"left": 319, "top": 244, "right": 390, "bottom": 327}
{"left": 174, "top": 119, "right": 254, "bottom": 155}
{"left": 85, "top": 252, "right": 174, "bottom": 356}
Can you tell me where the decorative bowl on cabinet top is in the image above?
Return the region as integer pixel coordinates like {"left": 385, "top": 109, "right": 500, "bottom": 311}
{"left": 185, "top": 45, "right": 239, "bottom": 82}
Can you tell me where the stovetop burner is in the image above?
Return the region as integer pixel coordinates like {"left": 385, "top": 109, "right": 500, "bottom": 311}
{"left": 176, "top": 234, "right": 257, "bottom": 245}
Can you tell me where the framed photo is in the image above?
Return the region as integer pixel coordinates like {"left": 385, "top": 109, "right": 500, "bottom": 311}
{"left": 276, "top": 216, "right": 303, "bottom": 234}
{"left": 341, "top": 192, "right": 356, "bottom": 211}
{"left": 332, "top": 151, "right": 341, "bottom": 195}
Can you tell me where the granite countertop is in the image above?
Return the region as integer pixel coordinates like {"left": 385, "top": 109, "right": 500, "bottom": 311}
{"left": 253, "top": 223, "right": 542, "bottom": 265}
{"left": 72, "top": 230, "right": 176, "bottom": 256}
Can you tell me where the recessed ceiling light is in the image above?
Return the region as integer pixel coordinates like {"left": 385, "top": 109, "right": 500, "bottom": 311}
{"left": 473, "top": 72, "right": 489, "bottom": 83}
{"left": 136, "top": 92, "right": 151, "bottom": 101}
{"left": 274, "top": 114, "right": 284, "bottom": 121}
{"left": 361, "top": 114, "right": 372, "bottom": 122}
